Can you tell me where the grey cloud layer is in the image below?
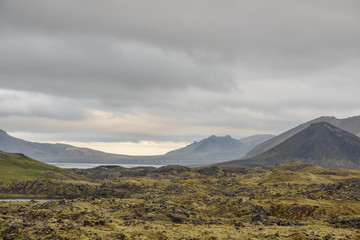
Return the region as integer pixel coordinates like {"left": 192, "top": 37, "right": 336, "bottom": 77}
{"left": 3, "top": 1, "right": 359, "bottom": 60}
{"left": 0, "top": 0, "right": 360, "bottom": 141}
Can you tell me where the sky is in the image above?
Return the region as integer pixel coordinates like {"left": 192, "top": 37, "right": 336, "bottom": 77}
{"left": 0, "top": 0, "right": 360, "bottom": 155}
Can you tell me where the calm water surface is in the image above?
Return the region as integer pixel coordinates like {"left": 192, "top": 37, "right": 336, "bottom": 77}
{"left": 47, "top": 163, "right": 164, "bottom": 169}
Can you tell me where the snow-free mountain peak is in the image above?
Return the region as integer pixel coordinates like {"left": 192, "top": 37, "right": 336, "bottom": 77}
{"left": 245, "top": 115, "right": 360, "bottom": 158}
{"left": 218, "top": 122, "right": 360, "bottom": 169}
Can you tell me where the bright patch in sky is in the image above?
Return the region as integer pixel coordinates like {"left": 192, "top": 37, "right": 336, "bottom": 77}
{"left": 42, "top": 141, "right": 189, "bottom": 156}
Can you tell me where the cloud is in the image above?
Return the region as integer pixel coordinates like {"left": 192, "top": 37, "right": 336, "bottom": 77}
{"left": 0, "top": 0, "right": 359, "bottom": 146}
{"left": 0, "top": 89, "right": 89, "bottom": 119}
{"left": 0, "top": 31, "right": 234, "bottom": 99}
{"left": 2, "top": 0, "right": 359, "bottom": 65}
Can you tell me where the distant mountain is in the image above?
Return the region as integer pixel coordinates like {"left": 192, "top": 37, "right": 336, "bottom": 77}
{"left": 0, "top": 150, "right": 84, "bottom": 182}
{"left": 0, "top": 129, "right": 140, "bottom": 163}
{"left": 166, "top": 135, "right": 244, "bottom": 156}
{"left": 0, "top": 130, "right": 272, "bottom": 165}
{"left": 238, "top": 134, "right": 275, "bottom": 149}
{"left": 0, "top": 129, "right": 113, "bottom": 158}
{"left": 245, "top": 115, "right": 360, "bottom": 158}
{"left": 166, "top": 134, "right": 273, "bottom": 162}
{"left": 218, "top": 122, "right": 360, "bottom": 169}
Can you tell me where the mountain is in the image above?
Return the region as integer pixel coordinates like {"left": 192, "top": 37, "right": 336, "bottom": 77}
{"left": 0, "top": 150, "right": 84, "bottom": 182}
{"left": 238, "top": 134, "right": 275, "bottom": 148}
{"left": 0, "top": 129, "right": 141, "bottom": 164}
{"left": 218, "top": 122, "right": 360, "bottom": 169}
{"left": 0, "top": 130, "right": 272, "bottom": 165}
{"left": 245, "top": 115, "right": 360, "bottom": 158}
{"left": 166, "top": 134, "right": 273, "bottom": 162}
{"left": 166, "top": 135, "right": 244, "bottom": 156}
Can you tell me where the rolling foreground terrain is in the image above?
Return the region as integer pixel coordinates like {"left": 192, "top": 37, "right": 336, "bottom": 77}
{"left": 1, "top": 161, "right": 360, "bottom": 239}
{"left": 219, "top": 122, "right": 360, "bottom": 169}
{"left": 0, "top": 129, "right": 272, "bottom": 165}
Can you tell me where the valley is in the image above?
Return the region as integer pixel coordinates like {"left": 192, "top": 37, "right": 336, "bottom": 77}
{"left": 2, "top": 1, "right": 360, "bottom": 238}
{"left": 1, "top": 116, "right": 360, "bottom": 239}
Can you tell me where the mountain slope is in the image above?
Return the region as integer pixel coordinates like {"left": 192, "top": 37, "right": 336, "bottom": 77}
{"left": 165, "top": 134, "right": 274, "bottom": 163}
{"left": 0, "top": 129, "right": 110, "bottom": 157}
{"left": 245, "top": 115, "right": 360, "bottom": 158}
{"left": 166, "top": 135, "right": 245, "bottom": 160}
{"left": 0, "top": 129, "right": 140, "bottom": 164}
{"left": 218, "top": 122, "right": 360, "bottom": 169}
{"left": 0, "top": 150, "right": 84, "bottom": 182}
{"left": 238, "top": 134, "right": 275, "bottom": 151}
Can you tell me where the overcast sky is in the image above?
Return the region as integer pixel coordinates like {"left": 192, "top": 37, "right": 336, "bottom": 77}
{"left": 0, "top": 0, "right": 360, "bottom": 155}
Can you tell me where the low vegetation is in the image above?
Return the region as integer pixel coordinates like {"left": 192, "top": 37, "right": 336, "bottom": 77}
{"left": 0, "top": 162, "right": 360, "bottom": 239}
{"left": 0, "top": 151, "right": 85, "bottom": 182}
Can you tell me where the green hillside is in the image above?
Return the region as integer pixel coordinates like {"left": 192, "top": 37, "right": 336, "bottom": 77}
{"left": 0, "top": 150, "right": 84, "bottom": 182}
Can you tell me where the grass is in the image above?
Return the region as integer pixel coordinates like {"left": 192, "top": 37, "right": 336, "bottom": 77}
{"left": 0, "top": 151, "right": 85, "bottom": 182}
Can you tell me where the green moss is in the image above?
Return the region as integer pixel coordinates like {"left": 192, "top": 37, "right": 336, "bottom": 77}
{"left": 0, "top": 162, "right": 360, "bottom": 239}
{"left": 0, "top": 151, "right": 85, "bottom": 182}
{"left": 270, "top": 204, "right": 320, "bottom": 220}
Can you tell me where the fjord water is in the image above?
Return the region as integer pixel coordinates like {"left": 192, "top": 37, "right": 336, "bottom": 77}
{"left": 47, "top": 162, "right": 164, "bottom": 169}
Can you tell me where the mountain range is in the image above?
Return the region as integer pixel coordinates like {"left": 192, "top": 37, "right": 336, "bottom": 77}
{"left": 218, "top": 122, "right": 360, "bottom": 169}
{"left": 246, "top": 115, "right": 360, "bottom": 157}
{"left": 2, "top": 115, "right": 360, "bottom": 168}
{"left": 0, "top": 129, "right": 272, "bottom": 165}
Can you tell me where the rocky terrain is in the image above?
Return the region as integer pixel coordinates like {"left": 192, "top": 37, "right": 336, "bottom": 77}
{"left": 1, "top": 162, "right": 360, "bottom": 239}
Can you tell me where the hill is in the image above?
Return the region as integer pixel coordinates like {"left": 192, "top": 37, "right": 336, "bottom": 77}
{"left": 0, "top": 130, "right": 272, "bottom": 165}
{"left": 245, "top": 115, "right": 360, "bottom": 158}
{"left": 218, "top": 122, "right": 360, "bottom": 169}
{"left": 0, "top": 150, "right": 84, "bottom": 182}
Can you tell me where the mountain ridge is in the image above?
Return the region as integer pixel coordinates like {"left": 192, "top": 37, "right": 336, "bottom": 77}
{"left": 166, "top": 134, "right": 273, "bottom": 161}
{"left": 0, "top": 130, "right": 272, "bottom": 165}
{"left": 218, "top": 122, "right": 360, "bottom": 169}
{"left": 245, "top": 115, "right": 360, "bottom": 158}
